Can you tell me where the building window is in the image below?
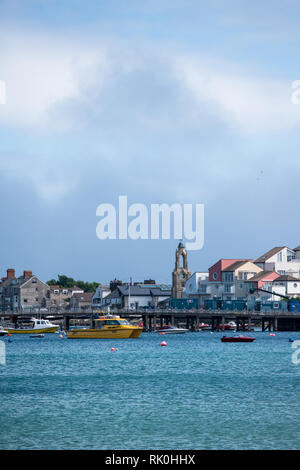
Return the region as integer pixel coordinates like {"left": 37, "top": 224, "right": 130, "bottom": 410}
{"left": 277, "top": 252, "right": 282, "bottom": 262}
{"left": 54, "top": 289, "right": 59, "bottom": 295}
{"left": 294, "top": 283, "right": 298, "bottom": 288}
{"left": 213, "top": 272, "right": 218, "bottom": 280}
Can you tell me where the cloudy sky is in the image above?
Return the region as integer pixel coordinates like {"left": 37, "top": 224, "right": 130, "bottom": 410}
{"left": 0, "top": 0, "right": 300, "bottom": 284}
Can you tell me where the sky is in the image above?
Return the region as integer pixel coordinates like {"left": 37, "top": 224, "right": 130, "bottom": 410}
{"left": 0, "top": 0, "right": 300, "bottom": 285}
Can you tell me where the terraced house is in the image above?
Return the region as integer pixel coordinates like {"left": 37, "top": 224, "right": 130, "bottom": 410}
{"left": 0, "top": 268, "right": 50, "bottom": 312}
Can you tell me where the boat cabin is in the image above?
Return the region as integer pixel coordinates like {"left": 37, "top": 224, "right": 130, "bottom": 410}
{"left": 91, "top": 316, "right": 131, "bottom": 329}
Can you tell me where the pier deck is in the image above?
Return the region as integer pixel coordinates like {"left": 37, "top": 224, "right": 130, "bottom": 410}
{"left": 1, "top": 309, "right": 300, "bottom": 331}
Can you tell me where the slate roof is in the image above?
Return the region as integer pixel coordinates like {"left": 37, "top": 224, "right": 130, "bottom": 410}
{"left": 273, "top": 275, "right": 299, "bottom": 282}
{"left": 222, "top": 260, "right": 252, "bottom": 272}
{"left": 255, "top": 247, "right": 286, "bottom": 263}
{"left": 246, "top": 271, "right": 277, "bottom": 283}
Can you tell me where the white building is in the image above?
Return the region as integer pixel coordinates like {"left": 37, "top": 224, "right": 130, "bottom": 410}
{"left": 92, "top": 285, "right": 111, "bottom": 307}
{"left": 272, "top": 275, "right": 300, "bottom": 299}
{"left": 185, "top": 272, "right": 210, "bottom": 306}
{"left": 255, "top": 246, "right": 300, "bottom": 279}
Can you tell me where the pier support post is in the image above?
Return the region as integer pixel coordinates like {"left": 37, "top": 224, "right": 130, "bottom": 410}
{"left": 64, "top": 315, "right": 70, "bottom": 331}
{"left": 274, "top": 317, "right": 278, "bottom": 332}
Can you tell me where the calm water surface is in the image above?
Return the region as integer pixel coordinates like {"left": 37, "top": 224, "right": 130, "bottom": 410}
{"left": 0, "top": 331, "right": 300, "bottom": 449}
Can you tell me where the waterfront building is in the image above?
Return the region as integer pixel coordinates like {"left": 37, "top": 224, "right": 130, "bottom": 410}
{"left": 0, "top": 268, "right": 50, "bottom": 313}
{"left": 255, "top": 246, "right": 300, "bottom": 278}
{"left": 185, "top": 272, "right": 210, "bottom": 307}
{"left": 49, "top": 285, "right": 84, "bottom": 309}
{"left": 69, "top": 292, "right": 94, "bottom": 310}
{"left": 103, "top": 283, "right": 171, "bottom": 310}
{"left": 92, "top": 285, "right": 111, "bottom": 307}
{"left": 245, "top": 270, "right": 281, "bottom": 305}
{"left": 271, "top": 275, "right": 300, "bottom": 299}
{"left": 197, "top": 259, "right": 263, "bottom": 301}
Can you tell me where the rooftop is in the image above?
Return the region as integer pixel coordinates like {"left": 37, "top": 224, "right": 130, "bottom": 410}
{"left": 273, "top": 275, "right": 299, "bottom": 282}
{"left": 222, "top": 260, "right": 253, "bottom": 272}
{"left": 246, "top": 271, "right": 278, "bottom": 283}
{"left": 255, "top": 247, "right": 286, "bottom": 263}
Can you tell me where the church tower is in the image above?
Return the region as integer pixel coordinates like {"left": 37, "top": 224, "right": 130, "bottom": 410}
{"left": 172, "top": 241, "right": 191, "bottom": 299}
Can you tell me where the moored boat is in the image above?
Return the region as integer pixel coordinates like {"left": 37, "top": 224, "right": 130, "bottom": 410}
{"left": 155, "top": 325, "right": 188, "bottom": 334}
{"left": 6, "top": 318, "right": 59, "bottom": 334}
{"left": 221, "top": 335, "right": 255, "bottom": 343}
{"left": 0, "top": 327, "right": 8, "bottom": 336}
{"left": 199, "top": 323, "right": 211, "bottom": 331}
{"left": 66, "top": 315, "right": 142, "bottom": 339}
{"left": 219, "top": 321, "right": 237, "bottom": 331}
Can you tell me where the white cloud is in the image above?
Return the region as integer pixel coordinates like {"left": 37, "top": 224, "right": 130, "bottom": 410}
{"left": 0, "top": 29, "right": 299, "bottom": 136}
{"left": 0, "top": 30, "right": 109, "bottom": 129}
{"left": 174, "top": 55, "right": 300, "bottom": 134}
{"left": 1, "top": 28, "right": 300, "bottom": 205}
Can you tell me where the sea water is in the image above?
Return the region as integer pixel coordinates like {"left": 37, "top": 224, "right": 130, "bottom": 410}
{"left": 0, "top": 331, "right": 300, "bottom": 450}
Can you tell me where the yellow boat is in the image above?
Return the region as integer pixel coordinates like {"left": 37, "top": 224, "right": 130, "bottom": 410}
{"left": 66, "top": 315, "right": 143, "bottom": 339}
{"left": 6, "top": 317, "right": 59, "bottom": 334}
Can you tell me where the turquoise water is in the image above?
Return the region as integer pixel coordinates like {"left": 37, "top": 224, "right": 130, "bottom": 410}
{"left": 0, "top": 331, "right": 300, "bottom": 450}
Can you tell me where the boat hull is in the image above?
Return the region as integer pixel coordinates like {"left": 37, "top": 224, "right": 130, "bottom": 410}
{"left": 221, "top": 336, "right": 255, "bottom": 343}
{"left": 66, "top": 326, "right": 143, "bottom": 339}
{"left": 155, "top": 329, "right": 188, "bottom": 334}
{"left": 6, "top": 326, "right": 59, "bottom": 334}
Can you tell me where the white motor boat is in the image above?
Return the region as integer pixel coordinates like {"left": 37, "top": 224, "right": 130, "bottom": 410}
{"left": 155, "top": 325, "right": 189, "bottom": 334}
{"left": 0, "top": 327, "right": 8, "bottom": 336}
{"left": 6, "top": 318, "right": 59, "bottom": 334}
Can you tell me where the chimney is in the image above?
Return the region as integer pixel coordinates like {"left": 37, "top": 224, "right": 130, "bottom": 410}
{"left": 23, "top": 270, "right": 33, "bottom": 278}
{"left": 7, "top": 269, "right": 15, "bottom": 279}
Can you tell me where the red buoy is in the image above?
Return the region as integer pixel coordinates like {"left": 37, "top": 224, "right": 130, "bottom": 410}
{"left": 161, "top": 341, "right": 167, "bottom": 347}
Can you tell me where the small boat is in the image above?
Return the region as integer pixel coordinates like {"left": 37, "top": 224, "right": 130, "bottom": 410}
{"left": 219, "top": 321, "right": 237, "bottom": 331}
{"left": 155, "top": 325, "right": 188, "bottom": 334}
{"left": 29, "top": 334, "right": 45, "bottom": 338}
{"left": 199, "top": 323, "right": 211, "bottom": 331}
{"left": 221, "top": 335, "right": 255, "bottom": 343}
{"left": 66, "top": 315, "right": 142, "bottom": 339}
{"left": 6, "top": 318, "right": 59, "bottom": 334}
{"left": 0, "top": 327, "right": 8, "bottom": 336}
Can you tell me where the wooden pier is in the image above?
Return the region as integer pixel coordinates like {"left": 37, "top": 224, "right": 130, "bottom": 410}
{"left": 2, "top": 309, "right": 300, "bottom": 331}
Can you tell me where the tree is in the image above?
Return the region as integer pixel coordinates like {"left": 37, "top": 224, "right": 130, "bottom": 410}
{"left": 47, "top": 275, "right": 100, "bottom": 293}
